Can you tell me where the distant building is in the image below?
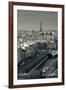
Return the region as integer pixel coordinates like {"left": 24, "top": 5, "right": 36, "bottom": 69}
{"left": 47, "top": 41, "right": 56, "bottom": 50}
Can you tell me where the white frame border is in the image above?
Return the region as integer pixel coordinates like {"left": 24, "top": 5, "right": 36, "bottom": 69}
{"left": 13, "top": 5, "right": 62, "bottom": 85}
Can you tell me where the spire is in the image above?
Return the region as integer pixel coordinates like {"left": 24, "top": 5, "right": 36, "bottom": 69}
{"left": 40, "top": 22, "right": 42, "bottom": 32}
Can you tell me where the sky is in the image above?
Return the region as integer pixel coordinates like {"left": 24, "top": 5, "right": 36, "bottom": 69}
{"left": 17, "top": 10, "right": 58, "bottom": 32}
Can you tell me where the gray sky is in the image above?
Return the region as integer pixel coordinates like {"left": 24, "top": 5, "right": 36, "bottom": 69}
{"left": 17, "top": 10, "right": 58, "bottom": 31}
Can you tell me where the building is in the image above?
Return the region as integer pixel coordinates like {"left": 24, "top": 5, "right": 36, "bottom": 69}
{"left": 17, "top": 47, "right": 26, "bottom": 64}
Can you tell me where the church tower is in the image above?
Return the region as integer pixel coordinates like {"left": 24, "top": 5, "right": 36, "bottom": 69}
{"left": 39, "top": 22, "right": 43, "bottom": 32}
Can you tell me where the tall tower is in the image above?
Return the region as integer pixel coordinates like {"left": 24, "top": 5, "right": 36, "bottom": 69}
{"left": 40, "top": 22, "right": 43, "bottom": 32}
